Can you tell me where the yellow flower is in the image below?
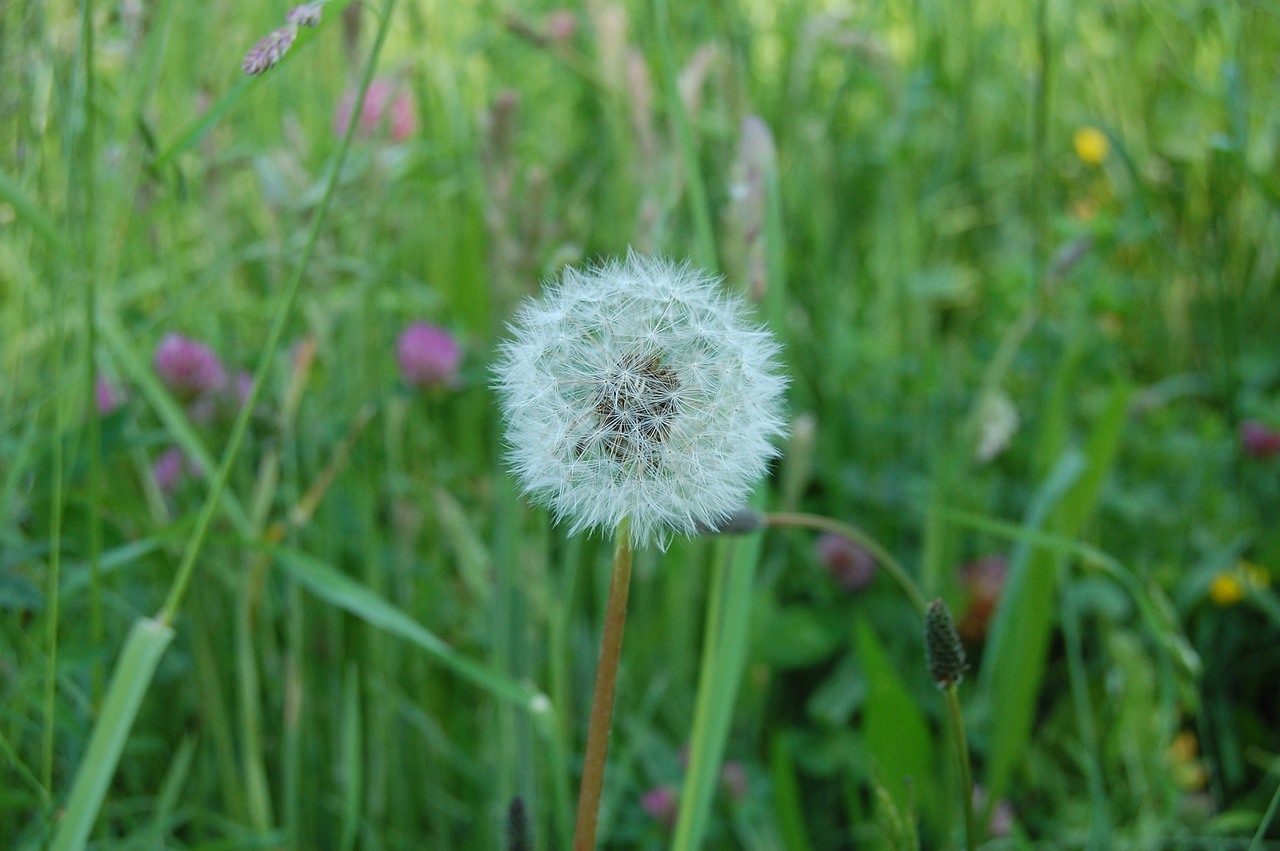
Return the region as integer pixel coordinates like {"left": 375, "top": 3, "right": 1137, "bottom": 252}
{"left": 1209, "top": 561, "right": 1272, "bottom": 606}
{"left": 1168, "top": 731, "right": 1207, "bottom": 790}
{"left": 1209, "top": 573, "right": 1244, "bottom": 605}
{"left": 1073, "top": 126, "right": 1109, "bottom": 166}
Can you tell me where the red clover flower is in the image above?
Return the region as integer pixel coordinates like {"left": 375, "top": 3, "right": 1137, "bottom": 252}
{"left": 398, "top": 323, "right": 462, "bottom": 389}
{"left": 154, "top": 333, "right": 227, "bottom": 400}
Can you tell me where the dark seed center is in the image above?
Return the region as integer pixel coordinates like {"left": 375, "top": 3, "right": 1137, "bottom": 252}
{"left": 593, "top": 352, "right": 681, "bottom": 465}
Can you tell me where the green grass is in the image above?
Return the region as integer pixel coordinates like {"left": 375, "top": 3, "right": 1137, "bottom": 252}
{"left": 4, "top": 0, "right": 1280, "bottom": 848}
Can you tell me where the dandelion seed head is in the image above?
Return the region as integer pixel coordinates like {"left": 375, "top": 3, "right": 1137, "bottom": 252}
{"left": 494, "top": 252, "right": 787, "bottom": 549}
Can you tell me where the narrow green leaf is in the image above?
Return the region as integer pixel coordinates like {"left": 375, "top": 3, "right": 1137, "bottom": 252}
{"left": 672, "top": 505, "right": 765, "bottom": 851}
{"left": 272, "top": 546, "right": 542, "bottom": 711}
{"left": 147, "top": 734, "right": 196, "bottom": 843}
{"left": 854, "top": 619, "right": 935, "bottom": 825}
{"left": 0, "top": 168, "right": 63, "bottom": 249}
{"left": 980, "top": 383, "right": 1131, "bottom": 801}
{"left": 978, "top": 451, "right": 1083, "bottom": 801}
{"left": 338, "top": 664, "right": 362, "bottom": 851}
{"left": 769, "top": 734, "right": 814, "bottom": 851}
{"left": 50, "top": 617, "right": 175, "bottom": 851}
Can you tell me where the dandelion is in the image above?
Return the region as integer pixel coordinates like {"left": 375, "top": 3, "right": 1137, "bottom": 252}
{"left": 494, "top": 252, "right": 787, "bottom": 549}
{"left": 495, "top": 252, "right": 785, "bottom": 850}
{"left": 397, "top": 322, "right": 462, "bottom": 389}
{"left": 1073, "top": 126, "right": 1109, "bottom": 166}
{"left": 154, "top": 333, "right": 227, "bottom": 400}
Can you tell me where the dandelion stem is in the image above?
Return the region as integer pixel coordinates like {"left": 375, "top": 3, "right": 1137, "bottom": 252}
{"left": 572, "top": 520, "right": 634, "bottom": 850}
{"left": 762, "top": 512, "right": 928, "bottom": 615}
{"left": 944, "top": 683, "right": 979, "bottom": 850}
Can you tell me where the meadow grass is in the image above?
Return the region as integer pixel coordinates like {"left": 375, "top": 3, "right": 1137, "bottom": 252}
{"left": 3, "top": 0, "right": 1280, "bottom": 848}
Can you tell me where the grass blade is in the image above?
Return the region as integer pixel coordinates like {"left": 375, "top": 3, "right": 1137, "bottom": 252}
{"left": 272, "top": 545, "right": 544, "bottom": 711}
{"left": 672, "top": 517, "right": 764, "bottom": 851}
{"left": 49, "top": 617, "right": 175, "bottom": 851}
{"left": 0, "top": 168, "right": 63, "bottom": 249}
{"left": 855, "top": 618, "right": 936, "bottom": 829}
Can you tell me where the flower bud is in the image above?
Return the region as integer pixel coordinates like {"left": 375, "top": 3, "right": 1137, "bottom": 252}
{"left": 925, "top": 598, "right": 967, "bottom": 688}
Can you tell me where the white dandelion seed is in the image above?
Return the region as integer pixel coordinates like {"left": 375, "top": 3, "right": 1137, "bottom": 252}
{"left": 494, "top": 252, "right": 788, "bottom": 549}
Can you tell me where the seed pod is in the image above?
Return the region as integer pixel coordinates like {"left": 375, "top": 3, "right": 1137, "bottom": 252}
{"left": 925, "top": 598, "right": 967, "bottom": 688}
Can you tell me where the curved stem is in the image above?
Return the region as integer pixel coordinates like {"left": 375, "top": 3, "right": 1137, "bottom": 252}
{"left": 762, "top": 512, "right": 928, "bottom": 615}
{"left": 572, "top": 522, "right": 634, "bottom": 850}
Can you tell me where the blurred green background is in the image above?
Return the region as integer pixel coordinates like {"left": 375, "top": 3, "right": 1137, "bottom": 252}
{"left": 3, "top": 0, "right": 1280, "bottom": 847}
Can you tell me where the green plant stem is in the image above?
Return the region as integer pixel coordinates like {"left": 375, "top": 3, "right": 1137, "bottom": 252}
{"left": 763, "top": 512, "right": 928, "bottom": 615}
{"left": 572, "top": 521, "right": 634, "bottom": 851}
{"left": 943, "top": 684, "right": 978, "bottom": 851}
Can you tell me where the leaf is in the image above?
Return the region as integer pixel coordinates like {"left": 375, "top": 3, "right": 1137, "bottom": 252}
{"left": 854, "top": 618, "right": 935, "bottom": 827}
{"left": 271, "top": 546, "right": 542, "bottom": 711}
{"left": 51, "top": 618, "right": 175, "bottom": 851}
{"left": 980, "top": 384, "right": 1131, "bottom": 801}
